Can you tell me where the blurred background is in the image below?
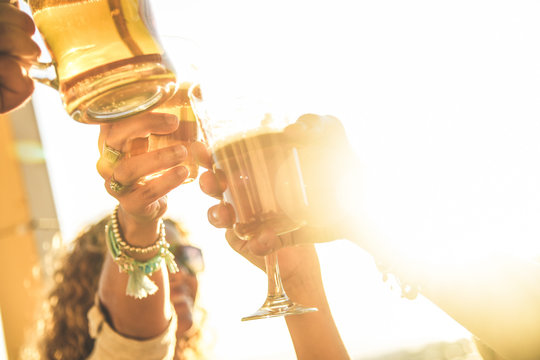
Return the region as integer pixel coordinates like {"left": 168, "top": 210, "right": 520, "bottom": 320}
{"left": 2, "top": 0, "right": 540, "bottom": 359}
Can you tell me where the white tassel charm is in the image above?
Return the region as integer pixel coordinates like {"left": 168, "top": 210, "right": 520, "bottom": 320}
{"left": 162, "top": 247, "right": 179, "bottom": 274}
{"left": 126, "top": 269, "right": 159, "bottom": 299}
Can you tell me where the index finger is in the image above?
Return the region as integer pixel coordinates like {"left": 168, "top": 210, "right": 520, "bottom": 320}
{"left": 191, "top": 140, "right": 212, "bottom": 169}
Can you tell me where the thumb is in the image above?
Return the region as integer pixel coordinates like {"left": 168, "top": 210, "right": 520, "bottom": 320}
{"left": 247, "top": 227, "right": 282, "bottom": 257}
{"left": 225, "top": 229, "right": 265, "bottom": 271}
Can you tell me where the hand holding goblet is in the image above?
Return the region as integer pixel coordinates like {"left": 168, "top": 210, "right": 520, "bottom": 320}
{"left": 191, "top": 88, "right": 318, "bottom": 320}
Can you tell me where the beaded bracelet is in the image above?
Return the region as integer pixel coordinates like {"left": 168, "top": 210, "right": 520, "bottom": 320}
{"left": 110, "top": 206, "right": 168, "bottom": 255}
{"left": 105, "top": 206, "right": 179, "bottom": 299}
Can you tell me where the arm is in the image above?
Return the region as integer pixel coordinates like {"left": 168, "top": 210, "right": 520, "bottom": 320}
{"left": 396, "top": 249, "right": 540, "bottom": 360}
{"left": 224, "top": 231, "right": 350, "bottom": 360}
{"left": 97, "top": 215, "right": 172, "bottom": 339}
{"left": 341, "top": 216, "right": 540, "bottom": 360}
{"left": 428, "top": 257, "right": 540, "bottom": 360}
{"left": 193, "top": 115, "right": 352, "bottom": 358}
{"left": 197, "top": 113, "right": 540, "bottom": 360}
{"left": 280, "top": 247, "right": 349, "bottom": 360}
{"left": 95, "top": 112, "right": 187, "bottom": 339}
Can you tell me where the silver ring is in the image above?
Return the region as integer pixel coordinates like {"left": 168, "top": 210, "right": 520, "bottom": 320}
{"left": 109, "top": 174, "right": 127, "bottom": 194}
{"left": 103, "top": 144, "right": 123, "bottom": 166}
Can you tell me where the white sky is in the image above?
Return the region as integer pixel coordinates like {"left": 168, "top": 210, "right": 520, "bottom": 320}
{"left": 29, "top": 0, "right": 540, "bottom": 359}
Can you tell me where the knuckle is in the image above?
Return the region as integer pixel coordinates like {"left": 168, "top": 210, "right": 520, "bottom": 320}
{"left": 0, "top": 25, "right": 15, "bottom": 51}
{"left": 170, "top": 144, "right": 187, "bottom": 159}
{"left": 154, "top": 148, "right": 166, "bottom": 162}
{"left": 121, "top": 168, "right": 136, "bottom": 183}
{"left": 158, "top": 202, "right": 168, "bottom": 214}
{"left": 114, "top": 163, "right": 133, "bottom": 184}
{"left": 139, "top": 186, "right": 158, "bottom": 202}
{"left": 162, "top": 113, "right": 179, "bottom": 128}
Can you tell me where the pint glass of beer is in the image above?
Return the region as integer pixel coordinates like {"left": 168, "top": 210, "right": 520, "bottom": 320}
{"left": 146, "top": 37, "right": 201, "bottom": 183}
{"left": 26, "top": 0, "right": 177, "bottom": 124}
{"left": 190, "top": 85, "right": 317, "bottom": 320}
{"left": 146, "top": 81, "right": 200, "bottom": 183}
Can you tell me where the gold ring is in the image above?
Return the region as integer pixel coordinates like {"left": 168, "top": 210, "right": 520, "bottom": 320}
{"left": 109, "top": 174, "right": 127, "bottom": 194}
{"left": 103, "top": 144, "right": 123, "bottom": 165}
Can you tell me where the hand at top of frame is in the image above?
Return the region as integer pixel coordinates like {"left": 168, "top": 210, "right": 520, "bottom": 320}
{"left": 96, "top": 112, "right": 188, "bottom": 243}
{"left": 193, "top": 113, "right": 364, "bottom": 257}
{"left": 0, "top": 1, "right": 41, "bottom": 113}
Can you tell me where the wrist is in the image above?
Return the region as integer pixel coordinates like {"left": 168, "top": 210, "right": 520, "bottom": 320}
{"left": 278, "top": 246, "right": 326, "bottom": 301}
{"left": 117, "top": 206, "right": 161, "bottom": 249}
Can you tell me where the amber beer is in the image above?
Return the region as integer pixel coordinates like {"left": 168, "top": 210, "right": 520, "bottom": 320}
{"left": 148, "top": 82, "right": 199, "bottom": 183}
{"left": 28, "top": 0, "right": 176, "bottom": 123}
{"left": 212, "top": 131, "right": 308, "bottom": 240}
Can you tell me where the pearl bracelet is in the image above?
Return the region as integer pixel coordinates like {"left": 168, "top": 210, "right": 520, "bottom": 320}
{"left": 110, "top": 205, "right": 168, "bottom": 255}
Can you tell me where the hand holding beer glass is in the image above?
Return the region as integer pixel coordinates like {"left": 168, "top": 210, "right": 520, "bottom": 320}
{"left": 191, "top": 86, "right": 318, "bottom": 320}
{"left": 24, "top": 0, "right": 177, "bottom": 123}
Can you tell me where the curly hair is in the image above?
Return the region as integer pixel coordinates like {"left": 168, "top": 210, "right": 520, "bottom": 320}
{"left": 22, "top": 216, "right": 205, "bottom": 360}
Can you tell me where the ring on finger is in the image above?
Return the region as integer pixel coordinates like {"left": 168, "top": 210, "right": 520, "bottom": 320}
{"left": 109, "top": 174, "right": 129, "bottom": 194}
{"left": 103, "top": 144, "right": 123, "bottom": 166}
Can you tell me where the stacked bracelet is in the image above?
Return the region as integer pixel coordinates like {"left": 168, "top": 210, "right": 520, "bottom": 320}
{"left": 105, "top": 205, "right": 179, "bottom": 299}
{"left": 110, "top": 206, "right": 169, "bottom": 255}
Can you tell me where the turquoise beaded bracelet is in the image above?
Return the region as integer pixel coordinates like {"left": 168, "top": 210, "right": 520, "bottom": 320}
{"left": 105, "top": 206, "right": 179, "bottom": 299}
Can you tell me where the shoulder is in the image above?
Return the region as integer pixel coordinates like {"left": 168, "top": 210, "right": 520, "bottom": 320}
{"left": 87, "top": 295, "right": 178, "bottom": 360}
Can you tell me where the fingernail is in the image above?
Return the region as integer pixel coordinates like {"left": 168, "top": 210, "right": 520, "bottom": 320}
{"left": 257, "top": 230, "right": 274, "bottom": 251}
{"left": 207, "top": 207, "right": 223, "bottom": 227}
{"left": 158, "top": 112, "right": 179, "bottom": 124}
{"left": 175, "top": 165, "right": 188, "bottom": 179}
{"left": 208, "top": 183, "right": 223, "bottom": 198}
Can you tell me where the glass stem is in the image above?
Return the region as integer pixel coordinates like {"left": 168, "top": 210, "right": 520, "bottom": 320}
{"left": 265, "top": 251, "right": 287, "bottom": 299}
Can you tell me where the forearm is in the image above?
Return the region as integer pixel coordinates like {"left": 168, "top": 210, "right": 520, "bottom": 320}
{"left": 285, "top": 286, "right": 349, "bottom": 360}
{"left": 355, "top": 229, "right": 540, "bottom": 360}
{"left": 98, "top": 213, "right": 172, "bottom": 340}
{"left": 417, "top": 255, "right": 540, "bottom": 360}
{"left": 281, "top": 247, "right": 349, "bottom": 360}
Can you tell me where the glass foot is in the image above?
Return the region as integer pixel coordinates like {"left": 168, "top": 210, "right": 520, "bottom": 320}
{"left": 241, "top": 295, "right": 317, "bottom": 321}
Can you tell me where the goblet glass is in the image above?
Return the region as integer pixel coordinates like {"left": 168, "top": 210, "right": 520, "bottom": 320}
{"left": 190, "top": 85, "right": 317, "bottom": 320}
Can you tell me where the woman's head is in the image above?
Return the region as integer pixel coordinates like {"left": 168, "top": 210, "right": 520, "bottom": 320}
{"left": 24, "top": 215, "right": 204, "bottom": 360}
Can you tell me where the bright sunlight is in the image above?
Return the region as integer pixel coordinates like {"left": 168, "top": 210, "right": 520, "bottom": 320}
{"left": 28, "top": 0, "right": 540, "bottom": 359}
